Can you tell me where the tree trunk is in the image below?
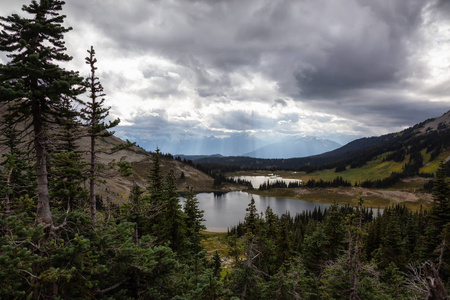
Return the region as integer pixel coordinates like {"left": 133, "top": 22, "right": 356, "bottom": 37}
{"left": 89, "top": 133, "right": 96, "bottom": 222}
{"left": 5, "top": 167, "right": 12, "bottom": 214}
{"left": 423, "top": 261, "right": 449, "bottom": 300}
{"left": 33, "top": 107, "right": 52, "bottom": 226}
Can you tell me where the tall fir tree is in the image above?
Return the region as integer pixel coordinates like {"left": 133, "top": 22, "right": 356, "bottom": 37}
{"left": 430, "top": 161, "right": 450, "bottom": 231}
{"left": 0, "top": 0, "right": 84, "bottom": 226}
{"left": 161, "top": 169, "right": 186, "bottom": 252}
{"left": 148, "top": 148, "right": 164, "bottom": 202}
{"left": 80, "top": 46, "right": 119, "bottom": 222}
{"left": 184, "top": 186, "right": 206, "bottom": 255}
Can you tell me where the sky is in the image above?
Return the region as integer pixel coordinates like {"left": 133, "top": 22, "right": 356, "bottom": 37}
{"left": 1, "top": 0, "right": 450, "bottom": 153}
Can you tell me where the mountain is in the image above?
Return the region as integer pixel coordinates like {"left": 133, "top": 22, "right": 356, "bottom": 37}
{"left": 122, "top": 133, "right": 268, "bottom": 156}
{"left": 242, "top": 136, "right": 341, "bottom": 158}
{"left": 192, "top": 110, "right": 450, "bottom": 173}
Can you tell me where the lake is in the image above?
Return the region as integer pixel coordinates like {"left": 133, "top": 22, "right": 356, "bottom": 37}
{"left": 232, "top": 175, "right": 302, "bottom": 189}
{"left": 183, "top": 191, "right": 331, "bottom": 232}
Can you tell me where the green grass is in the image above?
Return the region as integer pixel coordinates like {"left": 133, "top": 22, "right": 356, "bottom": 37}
{"left": 271, "top": 154, "right": 405, "bottom": 185}
{"left": 420, "top": 148, "right": 450, "bottom": 174}
{"left": 233, "top": 148, "right": 449, "bottom": 185}
{"left": 200, "top": 231, "right": 229, "bottom": 259}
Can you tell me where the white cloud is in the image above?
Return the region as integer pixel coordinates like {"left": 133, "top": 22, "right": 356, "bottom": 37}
{"left": 2, "top": 0, "right": 450, "bottom": 153}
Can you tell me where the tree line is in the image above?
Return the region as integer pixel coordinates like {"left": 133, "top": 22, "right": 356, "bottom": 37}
{"left": 225, "top": 162, "right": 450, "bottom": 299}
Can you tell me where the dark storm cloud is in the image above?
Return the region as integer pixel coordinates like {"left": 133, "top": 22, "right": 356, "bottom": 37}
{"left": 433, "top": 0, "right": 450, "bottom": 18}
{"left": 301, "top": 90, "right": 450, "bottom": 131}
{"left": 66, "top": 0, "right": 447, "bottom": 137}
{"left": 272, "top": 99, "right": 287, "bottom": 108}
{"left": 294, "top": 0, "right": 426, "bottom": 98}
{"left": 3, "top": 0, "right": 448, "bottom": 150}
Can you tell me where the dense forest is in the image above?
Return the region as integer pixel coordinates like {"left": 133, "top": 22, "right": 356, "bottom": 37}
{"left": 1, "top": 1, "right": 450, "bottom": 299}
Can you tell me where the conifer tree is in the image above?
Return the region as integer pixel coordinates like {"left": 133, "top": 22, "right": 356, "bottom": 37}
{"left": 145, "top": 148, "right": 166, "bottom": 238}
{"left": 148, "top": 148, "right": 164, "bottom": 202}
{"left": 430, "top": 161, "right": 450, "bottom": 231}
{"left": 184, "top": 186, "right": 206, "bottom": 254}
{"left": 0, "top": 0, "right": 84, "bottom": 226}
{"left": 161, "top": 169, "right": 186, "bottom": 252}
{"left": 128, "top": 182, "right": 144, "bottom": 245}
{"left": 244, "top": 198, "right": 258, "bottom": 235}
{"left": 80, "top": 46, "right": 119, "bottom": 222}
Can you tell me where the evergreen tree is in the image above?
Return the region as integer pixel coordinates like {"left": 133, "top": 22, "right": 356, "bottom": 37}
{"left": 0, "top": 0, "right": 84, "bottom": 226}
{"left": 430, "top": 161, "right": 450, "bottom": 231}
{"left": 128, "top": 182, "right": 144, "bottom": 244}
{"left": 184, "top": 186, "right": 206, "bottom": 255}
{"left": 276, "top": 213, "right": 292, "bottom": 265}
{"left": 80, "top": 46, "right": 119, "bottom": 222}
{"left": 162, "top": 169, "right": 186, "bottom": 252}
{"left": 322, "top": 203, "right": 345, "bottom": 260}
{"left": 148, "top": 148, "right": 164, "bottom": 201}
{"left": 244, "top": 198, "right": 258, "bottom": 235}
{"left": 212, "top": 250, "right": 222, "bottom": 278}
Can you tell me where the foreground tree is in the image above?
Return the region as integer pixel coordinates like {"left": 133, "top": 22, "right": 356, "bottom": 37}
{"left": 80, "top": 46, "right": 119, "bottom": 222}
{"left": 0, "top": 0, "right": 84, "bottom": 226}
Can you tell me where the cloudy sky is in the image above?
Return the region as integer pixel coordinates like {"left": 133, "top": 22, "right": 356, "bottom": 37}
{"left": 2, "top": 0, "right": 450, "bottom": 152}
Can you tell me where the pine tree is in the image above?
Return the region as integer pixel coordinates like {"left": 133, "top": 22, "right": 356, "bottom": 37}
{"left": 148, "top": 148, "right": 164, "bottom": 202}
{"left": 430, "top": 161, "right": 450, "bottom": 231}
{"left": 129, "top": 182, "right": 144, "bottom": 244}
{"left": 144, "top": 148, "right": 166, "bottom": 238}
{"left": 161, "top": 169, "right": 186, "bottom": 252}
{"left": 0, "top": 0, "right": 84, "bottom": 226}
{"left": 244, "top": 198, "right": 258, "bottom": 235}
{"left": 184, "top": 186, "right": 206, "bottom": 254}
{"left": 80, "top": 46, "right": 119, "bottom": 222}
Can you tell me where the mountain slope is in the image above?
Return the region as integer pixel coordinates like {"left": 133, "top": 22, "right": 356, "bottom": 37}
{"left": 193, "top": 110, "right": 450, "bottom": 174}
{"left": 0, "top": 103, "right": 216, "bottom": 202}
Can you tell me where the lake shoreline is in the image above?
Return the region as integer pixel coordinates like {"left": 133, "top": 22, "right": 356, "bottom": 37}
{"left": 246, "top": 186, "right": 431, "bottom": 210}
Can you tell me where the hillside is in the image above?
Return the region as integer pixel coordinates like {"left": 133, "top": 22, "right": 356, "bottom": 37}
{"left": 0, "top": 104, "right": 216, "bottom": 203}
{"left": 192, "top": 110, "right": 450, "bottom": 176}
{"left": 78, "top": 135, "right": 216, "bottom": 203}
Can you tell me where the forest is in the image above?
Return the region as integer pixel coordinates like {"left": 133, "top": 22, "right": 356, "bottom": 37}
{"left": 1, "top": 1, "right": 450, "bottom": 299}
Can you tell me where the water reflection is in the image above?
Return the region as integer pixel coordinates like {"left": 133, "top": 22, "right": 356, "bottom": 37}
{"left": 182, "top": 191, "right": 331, "bottom": 232}
{"left": 232, "top": 175, "right": 302, "bottom": 189}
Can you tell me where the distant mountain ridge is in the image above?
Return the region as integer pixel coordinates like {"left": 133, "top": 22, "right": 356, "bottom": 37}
{"left": 191, "top": 110, "right": 450, "bottom": 173}
{"left": 124, "top": 133, "right": 268, "bottom": 157}
{"left": 119, "top": 130, "right": 343, "bottom": 159}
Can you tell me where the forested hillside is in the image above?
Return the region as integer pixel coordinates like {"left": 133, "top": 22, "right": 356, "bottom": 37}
{"left": 193, "top": 110, "right": 450, "bottom": 176}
